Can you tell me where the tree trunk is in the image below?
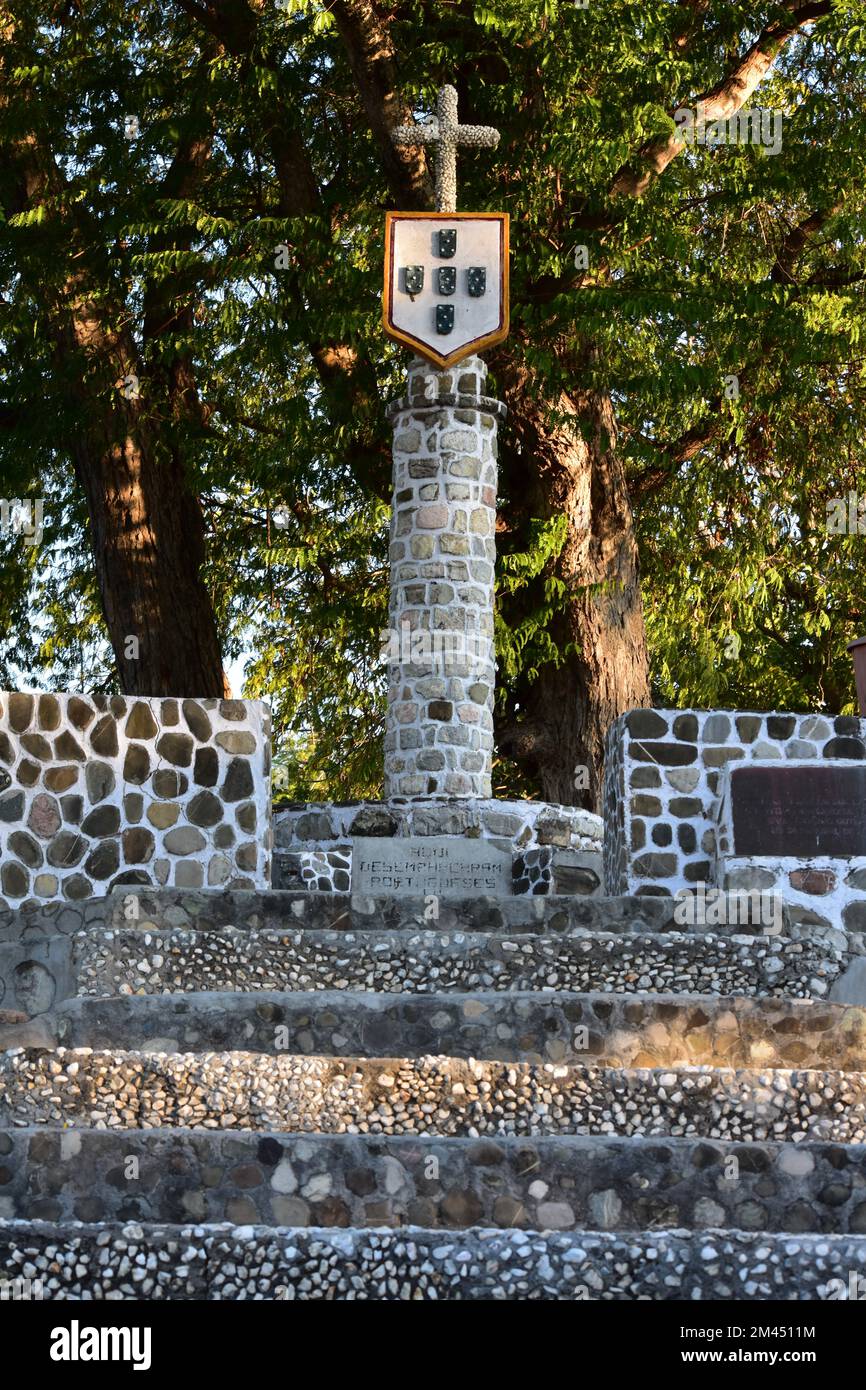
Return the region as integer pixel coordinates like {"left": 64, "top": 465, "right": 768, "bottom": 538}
{"left": 71, "top": 411, "right": 225, "bottom": 698}
{"left": 495, "top": 359, "right": 650, "bottom": 812}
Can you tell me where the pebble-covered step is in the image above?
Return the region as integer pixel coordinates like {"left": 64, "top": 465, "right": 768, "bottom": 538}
{"left": 40, "top": 990, "right": 866, "bottom": 1067}
{"left": 0, "top": 887, "right": 803, "bottom": 945}
{"left": 4, "top": 1129, "right": 866, "bottom": 1234}
{"left": 2, "top": 1219, "right": 865, "bottom": 1299}
{"left": 68, "top": 927, "right": 845, "bottom": 1000}
{"left": 4, "top": 1052, "right": 866, "bottom": 1142}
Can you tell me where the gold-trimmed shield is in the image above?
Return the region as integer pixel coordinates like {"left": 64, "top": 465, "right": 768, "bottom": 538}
{"left": 383, "top": 211, "right": 509, "bottom": 369}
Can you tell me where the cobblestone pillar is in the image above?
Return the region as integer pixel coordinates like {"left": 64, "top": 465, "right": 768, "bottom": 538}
{"left": 383, "top": 355, "right": 505, "bottom": 799}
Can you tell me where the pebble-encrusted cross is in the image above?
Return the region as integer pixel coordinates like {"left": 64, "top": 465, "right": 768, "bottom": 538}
{"left": 392, "top": 85, "right": 500, "bottom": 214}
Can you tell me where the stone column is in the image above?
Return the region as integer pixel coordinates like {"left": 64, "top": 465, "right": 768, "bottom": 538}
{"left": 383, "top": 355, "right": 505, "bottom": 799}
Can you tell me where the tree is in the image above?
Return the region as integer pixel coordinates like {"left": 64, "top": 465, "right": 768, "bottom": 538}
{"left": 1, "top": 0, "right": 864, "bottom": 809}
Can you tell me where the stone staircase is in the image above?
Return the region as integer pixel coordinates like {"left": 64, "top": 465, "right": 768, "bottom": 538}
{"left": 3, "top": 888, "right": 866, "bottom": 1299}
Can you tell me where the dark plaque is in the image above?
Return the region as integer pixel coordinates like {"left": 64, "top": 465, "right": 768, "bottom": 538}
{"left": 730, "top": 764, "right": 866, "bottom": 858}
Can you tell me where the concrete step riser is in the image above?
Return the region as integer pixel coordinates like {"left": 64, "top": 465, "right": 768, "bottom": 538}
{"left": 42, "top": 990, "right": 866, "bottom": 1069}
{"left": 66, "top": 928, "right": 844, "bottom": 1001}
{"left": 0, "top": 887, "right": 810, "bottom": 944}
{"left": 3, "top": 1129, "right": 865, "bottom": 1235}
{"left": 1, "top": 1219, "right": 864, "bottom": 1300}
{"left": 4, "top": 1053, "right": 866, "bottom": 1143}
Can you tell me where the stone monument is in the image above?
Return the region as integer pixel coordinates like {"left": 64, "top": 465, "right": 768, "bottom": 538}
{"left": 274, "top": 85, "right": 603, "bottom": 895}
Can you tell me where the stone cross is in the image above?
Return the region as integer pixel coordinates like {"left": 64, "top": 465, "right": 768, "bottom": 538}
{"left": 392, "top": 85, "right": 500, "bottom": 214}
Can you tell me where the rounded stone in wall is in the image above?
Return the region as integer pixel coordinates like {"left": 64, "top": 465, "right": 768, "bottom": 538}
{"left": 187, "top": 791, "right": 222, "bottom": 827}
{"left": 223, "top": 758, "right": 254, "bottom": 802}
{"left": 81, "top": 805, "right": 121, "bottom": 837}
{"left": 0, "top": 770, "right": 10, "bottom": 794}
{"left": 0, "top": 790, "right": 26, "bottom": 823}
{"left": 9, "top": 830, "right": 42, "bottom": 868}
{"left": 108, "top": 870, "right": 151, "bottom": 891}
{"left": 38, "top": 694, "right": 61, "bottom": 730}
{"left": 175, "top": 861, "right": 204, "bottom": 888}
{"left": 13, "top": 960, "right": 55, "bottom": 1015}
{"left": 44, "top": 766, "right": 79, "bottom": 792}
{"left": 123, "top": 828, "right": 156, "bottom": 864}
{"left": 123, "top": 744, "right": 151, "bottom": 784}
{"left": 182, "top": 699, "right": 213, "bottom": 743}
{"left": 60, "top": 790, "right": 82, "bottom": 823}
{"left": 1, "top": 861, "right": 27, "bottom": 898}
{"left": 193, "top": 748, "right": 219, "bottom": 787}
{"left": 85, "top": 761, "right": 116, "bottom": 804}
{"left": 208, "top": 855, "right": 232, "bottom": 885}
{"left": 236, "top": 842, "right": 257, "bottom": 871}
{"left": 147, "top": 803, "right": 179, "bottom": 829}
{"left": 16, "top": 760, "right": 40, "bottom": 787}
{"left": 8, "top": 693, "right": 34, "bottom": 732}
{"left": 156, "top": 732, "right": 194, "bottom": 766}
{"left": 46, "top": 832, "right": 87, "bottom": 867}
{"left": 63, "top": 874, "right": 93, "bottom": 901}
{"left": 153, "top": 769, "right": 188, "bottom": 798}
{"left": 216, "top": 731, "right": 256, "bottom": 754}
{"left": 90, "top": 715, "right": 119, "bottom": 757}
{"left": 68, "top": 696, "right": 95, "bottom": 729}
{"left": 27, "top": 792, "right": 60, "bottom": 838}
{"left": 125, "top": 702, "right": 159, "bottom": 740}
{"left": 220, "top": 700, "right": 246, "bottom": 720}
{"left": 54, "top": 731, "right": 86, "bottom": 760}
{"left": 85, "top": 841, "right": 120, "bottom": 880}
{"left": 824, "top": 736, "right": 866, "bottom": 759}
{"left": 164, "top": 826, "right": 206, "bottom": 855}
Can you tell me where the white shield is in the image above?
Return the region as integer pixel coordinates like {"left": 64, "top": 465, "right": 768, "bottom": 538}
{"left": 383, "top": 212, "right": 509, "bottom": 369}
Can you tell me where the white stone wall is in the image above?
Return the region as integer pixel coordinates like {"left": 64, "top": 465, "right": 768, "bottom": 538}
{"left": 383, "top": 355, "right": 504, "bottom": 798}
{"left": 715, "top": 760, "right": 866, "bottom": 932}
{"left": 0, "top": 692, "right": 271, "bottom": 908}
{"left": 604, "top": 707, "right": 866, "bottom": 925}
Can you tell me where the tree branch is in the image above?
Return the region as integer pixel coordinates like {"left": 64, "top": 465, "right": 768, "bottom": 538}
{"left": 328, "top": 0, "right": 434, "bottom": 210}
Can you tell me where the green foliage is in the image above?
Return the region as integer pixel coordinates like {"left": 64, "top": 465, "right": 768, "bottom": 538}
{"left": 1, "top": 0, "right": 865, "bottom": 797}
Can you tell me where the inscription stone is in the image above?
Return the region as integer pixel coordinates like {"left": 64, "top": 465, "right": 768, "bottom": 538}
{"left": 352, "top": 836, "right": 512, "bottom": 896}
{"left": 730, "top": 763, "right": 866, "bottom": 858}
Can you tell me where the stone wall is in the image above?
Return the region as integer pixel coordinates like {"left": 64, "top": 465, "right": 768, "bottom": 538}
{"left": 714, "top": 760, "right": 866, "bottom": 932}
{"left": 4, "top": 1130, "right": 866, "bottom": 1234}
{"left": 8, "top": 888, "right": 866, "bottom": 1017}
{"left": 603, "top": 708, "right": 866, "bottom": 908}
{"left": 383, "top": 356, "right": 504, "bottom": 798}
{"left": 0, "top": 692, "right": 271, "bottom": 909}
{"left": 27, "top": 989, "right": 866, "bottom": 1068}
{"left": 2, "top": 1222, "right": 862, "bottom": 1300}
